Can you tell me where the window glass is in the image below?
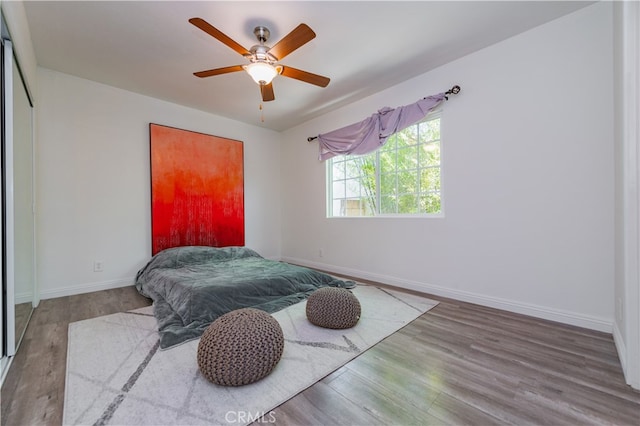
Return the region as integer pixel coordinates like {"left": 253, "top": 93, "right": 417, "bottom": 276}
{"left": 327, "top": 112, "right": 442, "bottom": 217}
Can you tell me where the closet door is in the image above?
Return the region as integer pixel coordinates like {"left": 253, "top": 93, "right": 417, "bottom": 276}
{"left": 11, "top": 41, "right": 35, "bottom": 350}
{"left": 0, "top": 38, "right": 5, "bottom": 360}
{"left": 1, "top": 37, "right": 35, "bottom": 358}
{"left": 2, "top": 39, "right": 17, "bottom": 356}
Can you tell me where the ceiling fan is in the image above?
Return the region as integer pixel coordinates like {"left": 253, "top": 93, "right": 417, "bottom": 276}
{"left": 189, "top": 18, "right": 330, "bottom": 102}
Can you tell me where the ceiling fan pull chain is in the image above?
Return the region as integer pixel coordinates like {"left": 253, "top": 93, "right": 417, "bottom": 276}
{"left": 260, "top": 102, "right": 265, "bottom": 123}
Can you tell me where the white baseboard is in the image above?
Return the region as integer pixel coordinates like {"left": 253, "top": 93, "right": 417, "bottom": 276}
{"left": 15, "top": 292, "right": 34, "bottom": 304}
{"left": 39, "top": 277, "right": 135, "bottom": 300}
{"left": 281, "top": 257, "right": 613, "bottom": 333}
{"left": 613, "top": 320, "right": 640, "bottom": 390}
{"left": 35, "top": 259, "right": 614, "bottom": 333}
{"left": 613, "top": 322, "right": 628, "bottom": 374}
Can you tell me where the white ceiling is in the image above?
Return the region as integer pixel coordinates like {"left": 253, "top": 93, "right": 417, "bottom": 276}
{"left": 22, "top": 1, "right": 593, "bottom": 131}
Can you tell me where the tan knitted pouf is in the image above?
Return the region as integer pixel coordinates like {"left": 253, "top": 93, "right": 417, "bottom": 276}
{"left": 306, "top": 287, "right": 361, "bottom": 329}
{"left": 197, "top": 308, "right": 284, "bottom": 386}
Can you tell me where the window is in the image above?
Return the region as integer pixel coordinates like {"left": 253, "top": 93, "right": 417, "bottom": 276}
{"left": 328, "top": 112, "right": 442, "bottom": 217}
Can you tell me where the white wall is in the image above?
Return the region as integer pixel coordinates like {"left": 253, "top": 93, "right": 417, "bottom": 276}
{"left": 281, "top": 2, "right": 614, "bottom": 331}
{"left": 36, "top": 68, "right": 282, "bottom": 299}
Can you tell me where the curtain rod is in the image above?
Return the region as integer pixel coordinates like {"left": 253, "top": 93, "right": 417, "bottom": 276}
{"left": 306, "top": 85, "right": 461, "bottom": 142}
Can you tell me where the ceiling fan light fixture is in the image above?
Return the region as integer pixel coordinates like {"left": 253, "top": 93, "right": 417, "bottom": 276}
{"left": 244, "top": 62, "right": 279, "bottom": 85}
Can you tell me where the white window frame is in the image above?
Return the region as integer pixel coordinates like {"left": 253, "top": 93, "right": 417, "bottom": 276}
{"left": 326, "top": 111, "right": 444, "bottom": 218}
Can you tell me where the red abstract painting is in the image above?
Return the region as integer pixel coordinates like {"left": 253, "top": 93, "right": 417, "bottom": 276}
{"left": 150, "top": 124, "right": 244, "bottom": 255}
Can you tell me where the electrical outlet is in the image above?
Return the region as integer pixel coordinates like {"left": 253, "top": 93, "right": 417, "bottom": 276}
{"left": 94, "top": 261, "right": 104, "bottom": 272}
{"left": 319, "top": 248, "right": 324, "bottom": 258}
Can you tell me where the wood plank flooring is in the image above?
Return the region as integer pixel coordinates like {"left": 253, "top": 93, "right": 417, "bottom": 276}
{"left": 1, "top": 286, "right": 152, "bottom": 425}
{"left": 2, "top": 285, "right": 639, "bottom": 425}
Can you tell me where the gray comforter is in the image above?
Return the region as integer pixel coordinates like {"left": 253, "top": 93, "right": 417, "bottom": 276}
{"left": 135, "top": 246, "right": 355, "bottom": 349}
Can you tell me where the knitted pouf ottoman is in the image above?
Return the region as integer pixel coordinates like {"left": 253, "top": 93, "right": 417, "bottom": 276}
{"left": 306, "top": 287, "right": 361, "bottom": 329}
{"left": 197, "top": 308, "right": 284, "bottom": 386}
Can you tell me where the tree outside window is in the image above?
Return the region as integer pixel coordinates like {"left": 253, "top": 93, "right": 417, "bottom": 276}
{"left": 328, "top": 113, "right": 441, "bottom": 217}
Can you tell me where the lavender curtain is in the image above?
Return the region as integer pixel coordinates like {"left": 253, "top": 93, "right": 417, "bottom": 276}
{"left": 317, "top": 93, "right": 446, "bottom": 161}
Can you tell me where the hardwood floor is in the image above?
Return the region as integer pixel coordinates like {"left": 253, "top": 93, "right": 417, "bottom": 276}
{"left": 1, "top": 286, "right": 152, "bottom": 426}
{"left": 272, "top": 295, "right": 640, "bottom": 426}
{"left": 2, "top": 285, "right": 639, "bottom": 425}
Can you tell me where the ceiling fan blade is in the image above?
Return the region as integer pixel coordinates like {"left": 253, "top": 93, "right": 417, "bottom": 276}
{"left": 280, "top": 66, "right": 330, "bottom": 87}
{"left": 194, "top": 65, "right": 244, "bottom": 78}
{"left": 260, "top": 83, "right": 275, "bottom": 102}
{"left": 189, "top": 18, "right": 251, "bottom": 57}
{"left": 267, "top": 24, "right": 316, "bottom": 61}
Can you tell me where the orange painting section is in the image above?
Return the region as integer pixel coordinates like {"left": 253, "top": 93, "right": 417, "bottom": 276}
{"left": 150, "top": 124, "right": 244, "bottom": 255}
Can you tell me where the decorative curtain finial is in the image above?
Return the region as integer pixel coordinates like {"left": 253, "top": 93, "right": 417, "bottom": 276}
{"left": 444, "top": 85, "right": 461, "bottom": 99}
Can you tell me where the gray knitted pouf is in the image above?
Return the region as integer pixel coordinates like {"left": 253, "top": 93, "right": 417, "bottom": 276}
{"left": 197, "top": 308, "right": 284, "bottom": 386}
{"left": 306, "top": 287, "right": 361, "bottom": 329}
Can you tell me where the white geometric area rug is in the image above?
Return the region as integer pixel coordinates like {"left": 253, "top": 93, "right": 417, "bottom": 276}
{"left": 63, "top": 285, "right": 438, "bottom": 426}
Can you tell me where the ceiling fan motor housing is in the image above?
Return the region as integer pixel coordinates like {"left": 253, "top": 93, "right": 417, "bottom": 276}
{"left": 249, "top": 44, "right": 276, "bottom": 63}
{"left": 250, "top": 27, "right": 278, "bottom": 63}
